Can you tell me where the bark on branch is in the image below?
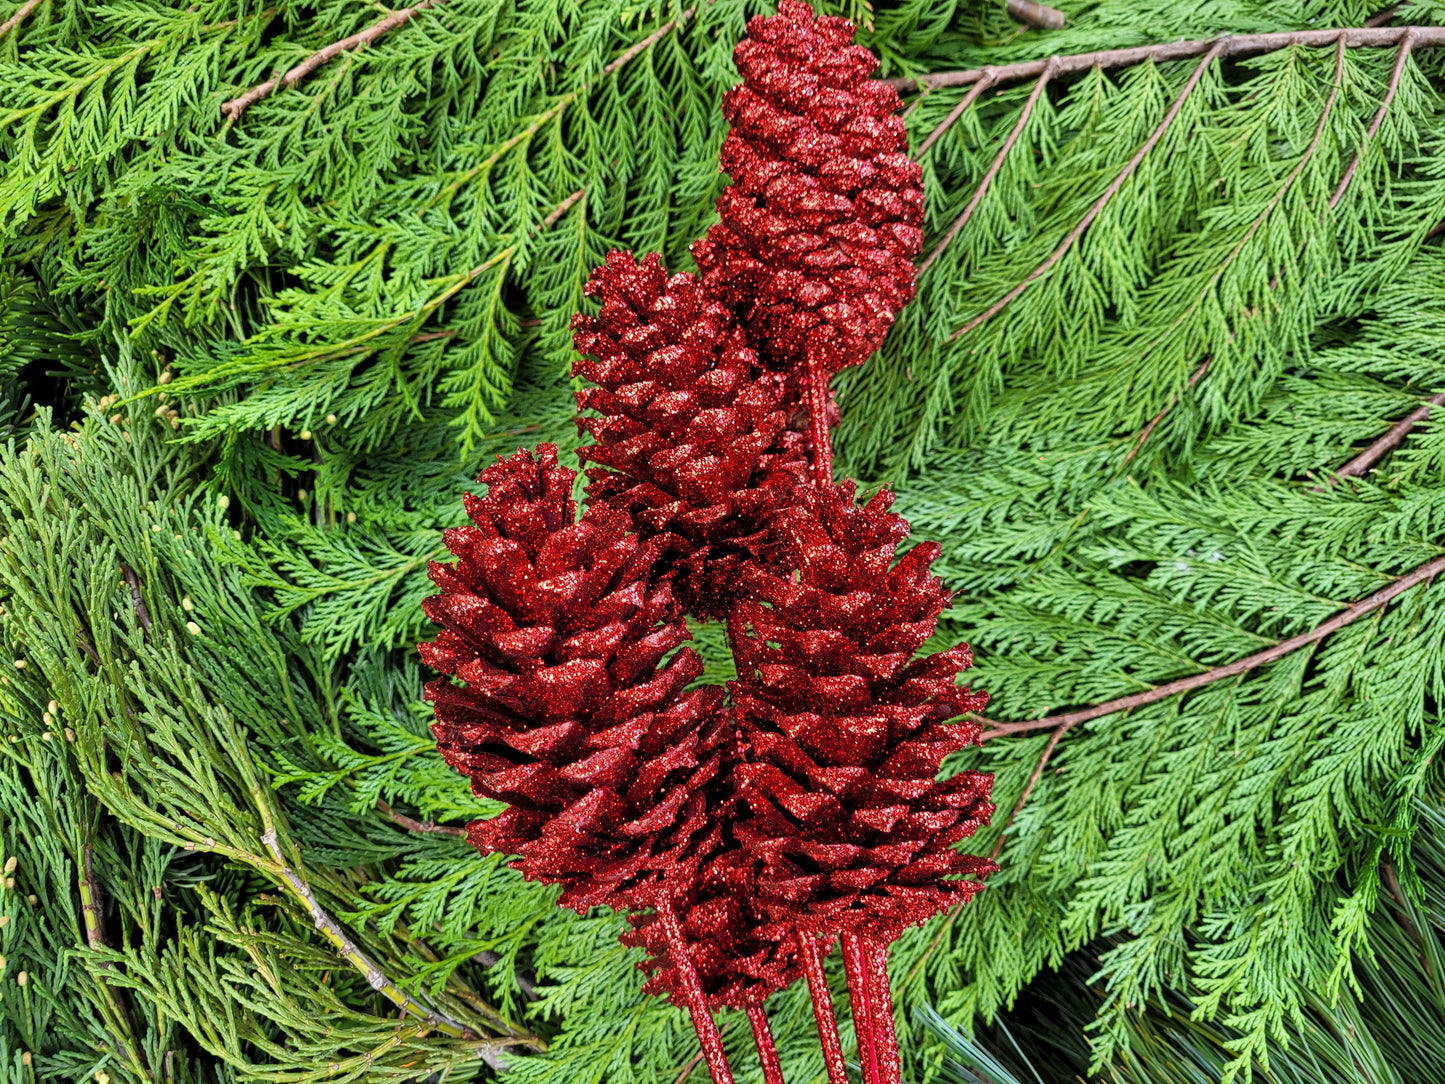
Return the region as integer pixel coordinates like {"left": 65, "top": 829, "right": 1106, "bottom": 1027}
{"left": 887, "top": 24, "right": 1445, "bottom": 93}
{"left": 0, "top": 0, "right": 42, "bottom": 39}
{"left": 978, "top": 549, "right": 1445, "bottom": 742}
{"left": 223, "top": 0, "right": 451, "bottom": 119}
{"left": 1331, "top": 391, "right": 1445, "bottom": 483}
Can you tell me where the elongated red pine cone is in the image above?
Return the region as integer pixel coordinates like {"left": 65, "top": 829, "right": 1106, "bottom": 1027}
{"left": 573, "top": 250, "right": 809, "bottom": 620}
{"left": 692, "top": 0, "right": 923, "bottom": 385}
{"left": 728, "top": 482, "right": 996, "bottom": 944}
{"left": 420, "top": 444, "right": 729, "bottom": 914}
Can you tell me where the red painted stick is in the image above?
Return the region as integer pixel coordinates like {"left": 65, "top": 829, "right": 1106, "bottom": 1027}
{"left": 796, "top": 930, "right": 850, "bottom": 1084}
{"left": 841, "top": 933, "right": 878, "bottom": 1083}
{"left": 746, "top": 1001, "right": 788, "bottom": 1084}
{"left": 864, "top": 940, "right": 902, "bottom": 1084}
{"left": 807, "top": 363, "right": 833, "bottom": 484}
{"left": 656, "top": 896, "right": 736, "bottom": 1084}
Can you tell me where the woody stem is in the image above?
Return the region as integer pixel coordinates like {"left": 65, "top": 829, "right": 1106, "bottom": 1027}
{"left": 746, "top": 1002, "right": 787, "bottom": 1084}
{"left": 796, "top": 930, "right": 850, "bottom": 1084}
{"left": 655, "top": 895, "right": 735, "bottom": 1084}
{"left": 864, "top": 940, "right": 902, "bottom": 1084}
{"left": 841, "top": 933, "right": 878, "bottom": 1083}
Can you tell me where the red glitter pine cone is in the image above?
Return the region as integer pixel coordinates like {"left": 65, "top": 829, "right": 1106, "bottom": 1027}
{"left": 728, "top": 482, "right": 996, "bottom": 944}
{"left": 420, "top": 444, "right": 730, "bottom": 914}
{"left": 692, "top": 0, "right": 924, "bottom": 384}
{"left": 572, "top": 250, "right": 808, "bottom": 620}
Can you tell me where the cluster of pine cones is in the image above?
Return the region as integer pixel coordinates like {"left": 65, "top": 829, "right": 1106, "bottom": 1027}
{"left": 420, "top": 0, "right": 994, "bottom": 1032}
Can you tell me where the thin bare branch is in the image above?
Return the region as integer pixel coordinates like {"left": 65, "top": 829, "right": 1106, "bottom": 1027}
{"left": 1119, "top": 358, "right": 1212, "bottom": 469}
{"left": 917, "top": 71, "right": 997, "bottom": 158}
{"left": 989, "top": 724, "right": 1067, "bottom": 862}
{"left": 119, "top": 563, "right": 152, "bottom": 638}
{"left": 1007, "top": 0, "right": 1065, "bottom": 30}
{"left": 919, "top": 59, "right": 1058, "bottom": 276}
{"left": 223, "top": 0, "right": 450, "bottom": 119}
{"left": 602, "top": 9, "right": 695, "bottom": 76}
{"left": 943, "top": 42, "right": 1224, "bottom": 341}
{"left": 1330, "top": 29, "right": 1419, "bottom": 206}
{"left": 886, "top": 25, "right": 1445, "bottom": 94}
{"left": 259, "top": 829, "right": 485, "bottom": 1042}
{"left": 1330, "top": 391, "right": 1445, "bottom": 483}
{"left": 978, "top": 549, "right": 1445, "bottom": 741}
{"left": 375, "top": 800, "right": 467, "bottom": 838}
{"left": 542, "top": 188, "right": 586, "bottom": 229}
{"left": 0, "top": 0, "right": 42, "bottom": 39}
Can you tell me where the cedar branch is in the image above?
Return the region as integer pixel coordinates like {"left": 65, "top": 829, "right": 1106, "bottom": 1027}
{"left": 222, "top": 0, "right": 450, "bottom": 119}
{"left": 1331, "top": 391, "right": 1445, "bottom": 483}
{"left": 1119, "top": 358, "right": 1212, "bottom": 469}
{"left": 259, "top": 829, "right": 486, "bottom": 1042}
{"left": 375, "top": 799, "right": 467, "bottom": 838}
{"left": 917, "top": 72, "right": 996, "bottom": 157}
{"left": 918, "top": 59, "right": 1058, "bottom": 276}
{"left": 119, "top": 563, "right": 152, "bottom": 638}
{"left": 1329, "top": 29, "right": 1419, "bottom": 206}
{"left": 942, "top": 42, "right": 1224, "bottom": 341}
{"left": 0, "top": 0, "right": 41, "bottom": 38}
{"left": 978, "top": 548, "right": 1445, "bottom": 741}
{"left": 886, "top": 25, "right": 1445, "bottom": 94}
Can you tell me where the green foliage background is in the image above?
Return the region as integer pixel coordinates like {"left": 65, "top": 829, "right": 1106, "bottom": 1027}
{"left": 1, "top": 0, "right": 1444, "bottom": 1081}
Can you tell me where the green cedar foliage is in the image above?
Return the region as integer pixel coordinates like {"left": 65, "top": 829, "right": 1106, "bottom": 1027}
{"left": 0, "top": 1, "right": 1444, "bottom": 1083}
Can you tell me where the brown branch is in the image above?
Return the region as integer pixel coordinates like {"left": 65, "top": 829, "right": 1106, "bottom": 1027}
{"left": 943, "top": 42, "right": 1223, "bottom": 340}
{"left": 0, "top": 0, "right": 42, "bottom": 39}
{"left": 541, "top": 188, "right": 585, "bottom": 229}
{"left": 81, "top": 843, "right": 107, "bottom": 952}
{"left": 672, "top": 1048, "right": 706, "bottom": 1084}
{"left": 917, "top": 72, "right": 996, "bottom": 158}
{"left": 1366, "top": 5, "right": 1409, "bottom": 28}
{"left": 918, "top": 59, "right": 1058, "bottom": 276}
{"left": 222, "top": 0, "right": 450, "bottom": 119}
{"left": 988, "top": 724, "right": 1067, "bottom": 862}
{"left": 1007, "top": 0, "right": 1065, "bottom": 30}
{"left": 1380, "top": 853, "right": 1430, "bottom": 966}
{"left": 1329, "top": 29, "right": 1418, "bottom": 206}
{"left": 119, "top": 563, "right": 152, "bottom": 638}
{"left": 602, "top": 9, "right": 695, "bottom": 76}
{"left": 886, "top": 25, "right": 1445, "bottom": 94}
{"left": 375, "top": 800, "right": 467, "bottom": 838}
{"left": 1329, "top": 391, "right": 1445, "bottom": 484}
{"left": 979, "top": 549, "right": 1445, "bottom": 741}
{"left": 947, "top": 32, "right": 1345, "bottom": 344}
{"left": 1120, "top": 358, "right": 1212, "bottom": 469}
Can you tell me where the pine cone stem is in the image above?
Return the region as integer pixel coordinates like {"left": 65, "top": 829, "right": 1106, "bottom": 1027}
{"left": 746, "top": 1002, "right": 788, "bottom": 1084}
{"left": 841, "top": 933, "right": 878, "bottom": 1083}
{"left": 808, "top": 368, "right": 833, "bottom": 483}
{"left": 864, "top": 940, "right": 901, "bottom": 1084}
{"left": 796, "top": 931, "right": 850, "bottom": 1084}
{"left": 656, "top": 895, "right": 737, "bottom": 1084}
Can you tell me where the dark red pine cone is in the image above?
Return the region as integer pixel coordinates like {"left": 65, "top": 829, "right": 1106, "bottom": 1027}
{"left": 572, "top": 250, "right": 809, "bottom": 620}
{"left": 692, "top": 0, "right": 924, "bottom": 384}
{"left": 621, "top": 826, "right": 804, "bottom": 1010}
{"left": 420, "top": 444, "right": 730, "bottom": 914}
{"left": 727, "top": 482, "right": 996, "bottom": 944}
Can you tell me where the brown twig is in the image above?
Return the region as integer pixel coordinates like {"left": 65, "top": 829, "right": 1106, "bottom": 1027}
{"left": 886, "top": 25, "right": 1445, "bottom": 94}
{"left": 978, "top": 549, "right": 1445, "bottom": 741}
{"left": 1120, "top": 358, "right": 1213, "bottom": 469}
{"left": 1366, "top": 5, "right": 1409, "bottom": 28}
{"left": 602, "top": 8, "right": 695, "bottom": 76}
{"left": 0, "top": 0, "right": 41, "bottom": 38}
{"left": 1380, "top": 853, "right": 1430, "bottom": 967}
{"left": 943, "top": 43, "right": 1223, "bottom": 339}
{"left": 1006, "top": 0, "right": 1065, "bottom": 30}
{"left": 541, "top": 188, "right": 585, "bottom": 229}
{"left": 948, "top": 32, "right": 1346, "bottom": 345}
{"left": 1329, "top": 392, "right": 1445, "bottom": 484}
{"left": 375, "top": 800, "right": 467, "bottom": 838}
{"left": 988, "top": 724, "right": 1067, "bottom": 862}
{"left": 918, "top": 59, "right": 1058, "bottom": 276}
{"left": 1329, "top": 30, "right": 1418, "bottom": 206}
{"left": 672, "top": 1048, "right": 707, "bottom": 1084}
{"left": 222, "top": 0, "right": 450, "bottom": 119}
{"left": 917, "top": 72, "right": 996, "bottom": 157}
{"left": 119, "top": 563, "right": 152, "bottom": 638}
